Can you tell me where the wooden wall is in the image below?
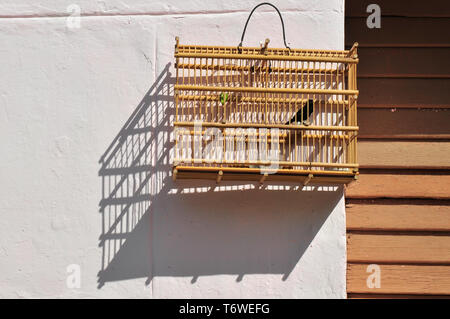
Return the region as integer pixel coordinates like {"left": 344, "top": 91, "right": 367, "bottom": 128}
{"left": 345, "top": 0, "right": 450, "bottom": 298}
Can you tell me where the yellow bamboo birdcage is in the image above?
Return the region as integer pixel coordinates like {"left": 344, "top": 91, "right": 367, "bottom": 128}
{"left": 172, "top": 3, "right": 359, "bottom": 185}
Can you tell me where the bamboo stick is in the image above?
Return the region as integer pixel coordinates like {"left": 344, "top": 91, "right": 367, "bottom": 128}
{"left": 176, "top": 63, "right": 342, "bottom": 75}
{"left": 303, "top": 173, "right": 313, "bottom": 186}
{"left": 216, "top": 170, "right": 223, "bottom": 184}
{"left": 173, "top": 158, "right": 358, "bottom": 168}
{"left": 348, "top": 42, "right": 359, "bottom": 58}
{"left": 175, "top": 52, "right": 358, "bottom": 63}
{"left": 174, "top": 84, "right": 359, "bottom": 96}
{"left": 177, "top": 44, "right": 349, "bottom": 56}
{"left": 174, "top": 121, "right": 359, "bottom": 132}
{"left": 174, "top": 165, "right": 356, "bottom": 176}
{"left": 260, "top": 173, "right": 268, "bottom": 184}
{"left": 172, "top": 168, "right": 178, "bottom": 181}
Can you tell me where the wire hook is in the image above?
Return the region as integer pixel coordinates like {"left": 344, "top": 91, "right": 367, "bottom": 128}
{"left": 237, "top": 2, "right": 291, "bottom": 52}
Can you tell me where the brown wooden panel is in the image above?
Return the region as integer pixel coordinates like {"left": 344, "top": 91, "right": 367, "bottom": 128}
{"left": 358, "top": 78, "right": 450, "bottom": 107}
{"left": 358, "top": 141, "right": 450, "bottom": 167}
{"left": 348, "top": 234, "right": 450, "bottom": 264}
{"left": 358, "top": 108, "right": 450, "bottom": 136}
{"left": 357, "top": 47, "right": 450, "bottom": 77}
{"left": 346, "top": 0, "right": 450, "bottom": 17}
{"left": 347, "top": 203, "right": 450, "bottom": 231}
{"left": 346, "top": 17, "right": 450, "bottom": 47}
{"left": 346, "top": 173, "right": 450, "bottom": 199}
{"left": 347, "top": 263, "right": 450, "bottom": 295}
{"left": 346, "top": 1, "right": 450, "bottom": 299}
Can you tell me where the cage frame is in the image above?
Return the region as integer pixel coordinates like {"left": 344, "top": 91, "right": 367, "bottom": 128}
{"left": 172, "top": 37, "right": 359, "bottom": 185}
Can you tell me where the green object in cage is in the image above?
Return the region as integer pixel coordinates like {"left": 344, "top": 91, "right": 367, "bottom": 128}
{"left": 220, "top": 92, "right": 229, "bottom": 105}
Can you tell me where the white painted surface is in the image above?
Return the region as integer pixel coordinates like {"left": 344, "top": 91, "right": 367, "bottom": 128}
{"left": 0, "top": 1, "right": 346, "bottom": 298}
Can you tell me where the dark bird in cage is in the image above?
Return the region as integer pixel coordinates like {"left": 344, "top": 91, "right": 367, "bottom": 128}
{"left": 285, "top": 99, "right": 314, "bottom": 126}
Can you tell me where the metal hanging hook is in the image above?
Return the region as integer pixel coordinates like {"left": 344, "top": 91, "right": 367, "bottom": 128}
{"left": 237, "top": 2, "right": 291, "bottom": 52}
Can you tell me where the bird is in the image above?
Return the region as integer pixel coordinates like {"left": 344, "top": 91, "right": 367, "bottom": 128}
{"left": 285, "top": 99, "right": 314, "bottom": 126}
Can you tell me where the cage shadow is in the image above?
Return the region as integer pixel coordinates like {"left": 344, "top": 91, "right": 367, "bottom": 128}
{"left": 97, "top": 63, "right": 344, "bottom": 289}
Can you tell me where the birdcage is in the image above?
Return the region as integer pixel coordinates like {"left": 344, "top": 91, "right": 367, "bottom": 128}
{"left": 172, "top": 3, "right": 359, "bottom": 185}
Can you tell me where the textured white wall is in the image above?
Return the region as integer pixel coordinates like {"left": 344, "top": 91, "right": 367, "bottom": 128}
{"left": 0, "top": 0, "right": 346, "bottom": 298}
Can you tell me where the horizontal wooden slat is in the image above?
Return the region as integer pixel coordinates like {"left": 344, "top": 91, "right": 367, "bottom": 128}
{"left": 358, "top": 141, "right": 450, "bottom": 167}
{"left": 359, "top": 135, "right": 450, "bottom": 141}
{"left": 347, "top": 263, "right": 450, "bottom": 295}
{"left": 359, "top": 105, "right": 450, "bottom": 109}
{"left": 347, "top": 203, "right": 450, "bottom": 231}
{"left": 358, "top": 108, "right": 450, "bottom": 136}
{"left": 346, "top": 173, "right": 450, "bottom": 199}
{"left": 175, "top": 85, "right": 359, "bottom": 96}
{"left": 348, "top": 293, "right": 450, "bottom": 299}
{"left": 358, "top": 78, "right": 450, "bottom": 107}
{"left": 346, "top": 17, "right": 450, "bottom": 47}
{"left": 346, "top": 0, "right": 450, "bottom": 18}
{"left": 175, "top": 53, "right": 357, "bottom": 63}
{"left": 359, "top": 75, "right": 450, "bottom": 79}
{"left": 357, "top": 47, "right": 450, "bottom": 78}
{"left": 348, "top": 233, "right": 450, "bottom": 264}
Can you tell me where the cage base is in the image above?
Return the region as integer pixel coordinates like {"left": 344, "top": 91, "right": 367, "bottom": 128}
{"left": 173, "top": 166, "right": 358, "bottom": 185}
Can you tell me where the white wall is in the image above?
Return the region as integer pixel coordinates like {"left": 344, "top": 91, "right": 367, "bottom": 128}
{"left": 0, "top": 0, "right": 346, "bottom": 298}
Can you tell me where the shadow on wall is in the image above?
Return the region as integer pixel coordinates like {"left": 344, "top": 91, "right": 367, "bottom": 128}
{"left": 97, "top": 63, "right": 343, "bottom": 289}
